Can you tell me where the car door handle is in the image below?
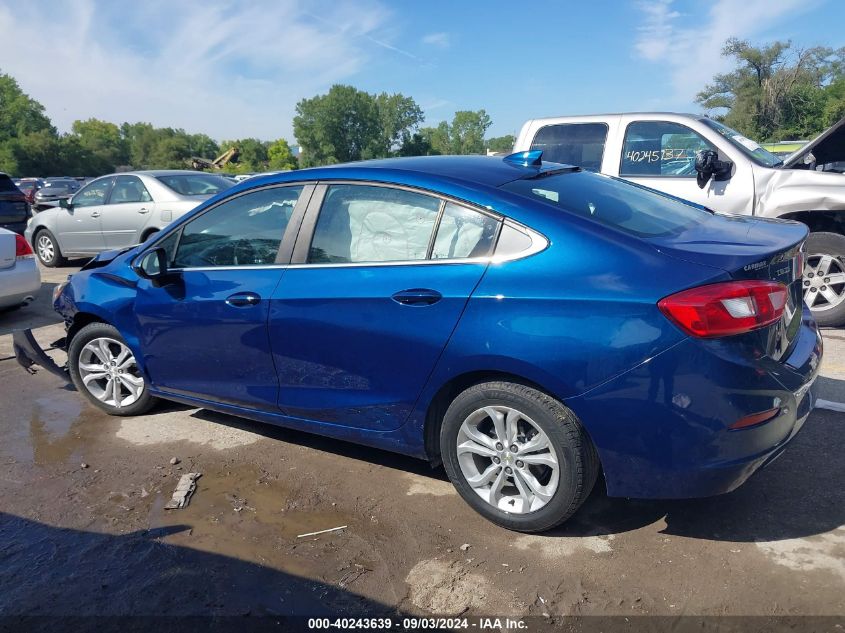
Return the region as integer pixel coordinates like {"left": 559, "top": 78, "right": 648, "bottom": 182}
{"left": 391, "top": 288, "right": 442, "bottom": 306}
{"left": 225, "top": 292, "right": 261, "bottom": 307}
{"left": 90, "top": 211, "right": 100, "bottom": 218}
{"left": 138, "top": 207, "right": 149, "bottom": 214}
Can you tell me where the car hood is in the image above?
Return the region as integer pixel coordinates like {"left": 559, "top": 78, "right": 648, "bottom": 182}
{"left": 782, "top": 115, "right": 845, "bottom": 168}
{"left": 80, "top": 245, "right": 140, "bottom": 271}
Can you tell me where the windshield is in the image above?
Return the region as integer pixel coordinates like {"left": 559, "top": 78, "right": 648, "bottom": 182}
{"left": 500, "top": 170, "right": 711, "bottom": 238}
{"left": 700, "top": 119, "right": 782, "bottom": 168}
{"left": 156, "top": 174, "right": 234, "bottom": 196}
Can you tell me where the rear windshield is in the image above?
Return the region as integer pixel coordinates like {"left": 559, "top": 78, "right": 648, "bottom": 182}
{"left": 156, "top": 174, "right": 234, "bottom": 196}
{"left": 500, "top": 170, "right": 711, "bottom": 238}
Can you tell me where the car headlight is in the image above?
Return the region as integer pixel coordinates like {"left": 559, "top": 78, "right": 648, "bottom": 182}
{"left": 52, "top": 281, "right": 68, "bottom": 303}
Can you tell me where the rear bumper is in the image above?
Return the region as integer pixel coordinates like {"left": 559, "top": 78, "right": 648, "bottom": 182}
{"left": 569, "top": 311, "right": 822, "bottom": 499}
{"left": 0, "top": 259, "right": 40, "bottom": 308}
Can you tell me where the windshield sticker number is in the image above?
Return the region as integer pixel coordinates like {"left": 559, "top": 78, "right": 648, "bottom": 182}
{"left": 625, "top": 148, "right": 689, "bottom": 163}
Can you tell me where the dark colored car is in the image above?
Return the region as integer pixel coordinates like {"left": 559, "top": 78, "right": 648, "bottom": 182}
{"left": 15, "top": 153, "right": 821, "bottom": 532}
{"left": 33, "top": 178, "right": 81, "bottom": 210}
{"left": 12, "top": 178, "right": 44, "bottom": 204}
{"left": 0, "top": 173, "right": 32, "bottom": 235}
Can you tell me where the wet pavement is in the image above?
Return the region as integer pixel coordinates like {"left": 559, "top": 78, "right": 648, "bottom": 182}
{"left": 0, "top": 263, "right": 843, "bottom": 624}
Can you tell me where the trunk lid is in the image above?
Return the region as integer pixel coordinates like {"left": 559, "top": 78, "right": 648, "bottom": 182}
{"left": 0, "top": 230, "right": 16, "bottom": 269}
{"left": 646, "top": 213, "right": 807, "bottom": 360}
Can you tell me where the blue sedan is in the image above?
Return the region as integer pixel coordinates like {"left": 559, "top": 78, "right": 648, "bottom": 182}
{"left": 23, "top": 152, "right": 821, "bottom": 532}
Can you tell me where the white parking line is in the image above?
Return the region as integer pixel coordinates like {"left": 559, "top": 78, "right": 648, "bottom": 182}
{"left": 815, "top": 399, "right": 845, "bottom": 414}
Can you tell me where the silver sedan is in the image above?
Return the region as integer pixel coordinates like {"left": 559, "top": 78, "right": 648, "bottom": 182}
{"left": 0, "top": 228, "right": 40, "bottom": 310}
{"left": 25, "top": 170, "right": 234, "bottom": 267}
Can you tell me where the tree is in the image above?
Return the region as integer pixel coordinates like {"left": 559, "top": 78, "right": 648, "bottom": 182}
{"left": 450, "top": 110, "right": 492, "bottom": 154}
{"left": 293, "top": 85, "right": 381, "bottom": 167}
{"left": 0, "top": 70, "right": 57, "bottom": 174}
{"left": 267, "top": 139, "right": 298, "bottom": 171}
{"left": 373, "top": 92, "right": 424, "bottom": 156}
{"left": 71, "top": 118, "right": 129, "bottom": 173}
{"left": 485, "top": 134, "right": 515, "bottom": 153}
{"left": 293, "top": 85, "right": 424, "bottom": 166}
{"left": 415, "top": 111, "right": 494, "bottom": 156}
{"left": 697, "top": 38, "right": 845, "bottom": 141}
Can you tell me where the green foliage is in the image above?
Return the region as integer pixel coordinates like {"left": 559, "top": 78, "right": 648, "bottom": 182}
{"left": 294, "top": 85, "right": 426, "bottom": 166}
{"left": 417, "top": 111, "right": 492, "bottom": 156}
{"left": 697, "top": 39, "right": 845, "bottom": 141}
{"left": 267, "top": 138, "right": 298, "bottom": 171}
{"left": 485, "top": 134, "right": 515, "bottom": 153}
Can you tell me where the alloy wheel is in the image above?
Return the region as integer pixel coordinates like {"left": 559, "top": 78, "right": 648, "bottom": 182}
{"left": 77, "top": 337, "right": 145, "bottom": 408}
{"left": 36, "top": 234, "right": 54, "bottom": 263}
{"left": 804, "top": 253, "right": 845, "bottom": 311}
{"left": 456, "top": 405, "right": 560, "bottom": 514}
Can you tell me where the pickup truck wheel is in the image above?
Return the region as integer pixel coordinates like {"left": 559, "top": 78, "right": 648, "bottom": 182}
{"left": 803, "top": 232, "right": 845, "bottom": 327}
{"left": 34, "top": 229, "right": 66, "bottom": 267}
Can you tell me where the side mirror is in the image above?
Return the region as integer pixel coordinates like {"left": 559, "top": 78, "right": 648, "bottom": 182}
{"left": 59, "top": 198, "right": 72, "bottom": 209}
{"left": 133, "top": 248, "right": 172, "bottom": 287}
{"left": 695, "top": 150, "right": 733, "bottom": 188}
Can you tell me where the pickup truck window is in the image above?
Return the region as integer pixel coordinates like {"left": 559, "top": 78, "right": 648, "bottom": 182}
{"left": 500, "top": 171, "right": 708, "bottom": 238}
{"left": 620, "top": 121, "right": 715, "bottom": 178}
{"left": 529, "top": 123, "right": 607, "bottom": 171}
{"left": 700, "top": 119, "right": 782, "bottom": 168}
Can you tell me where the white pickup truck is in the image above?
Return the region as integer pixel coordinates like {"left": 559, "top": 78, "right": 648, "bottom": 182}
{"left": 513, "top": 113, "right": 845, "bottom": 325}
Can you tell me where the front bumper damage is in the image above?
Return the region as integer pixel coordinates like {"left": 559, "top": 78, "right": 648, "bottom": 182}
{"left": 12, "top": 329, "right": 71, "bottom": 383}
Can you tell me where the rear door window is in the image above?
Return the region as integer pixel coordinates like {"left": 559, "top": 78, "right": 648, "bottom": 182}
{"left": 108, "top": 175, "right": 153, "bottom": 204}
{"left": 530, "top": 123, "right": 608, "bottom": 171}
{"left": 621, "top": 121, "right": 716, "bottom": 177}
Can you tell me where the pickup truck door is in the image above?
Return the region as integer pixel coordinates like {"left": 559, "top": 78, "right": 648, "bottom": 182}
{"left": 612, "top": 117, "right": 755, "bottom": 215}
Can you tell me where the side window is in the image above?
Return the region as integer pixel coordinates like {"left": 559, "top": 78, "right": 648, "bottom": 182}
{"left": 530, "top": 123, "right": 608, "bottom": 171}
{"left": 431, "top": 203, "right": 500, "bottom": 259}
{"left": 109, "top": 175, "right": 152, "bottom": 204}
{"left": 173, "top": 186, "right": 303, "bottom": 268}
{"left": 621, "top": 121, "right": 716, "bottom": 177}
{"left": 308, "top": 185, "right": 440, "bottom": 264}
{"left": 73, "top": 178, "right": 113, "bottom": 208}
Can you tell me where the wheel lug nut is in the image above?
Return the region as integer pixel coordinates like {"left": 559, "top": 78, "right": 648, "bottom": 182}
{"left": 811, "top": 288, "right": 817, "bottom": 292}
{"left": 825, "top": 278, "right": 830, "bottom": 283}
{"left": 510, "top": 444, "right": 518, "bottom": 452}
{"left": 822, "top": 286, "right": 827, "bottom": 291}
{"left": 808, "top": 272, "right": 814, "bottom": 278}
{"left": 516, "top": 460, "right": 524, "bottom": 468}
{"left": 492, "top": 456, "right": 501, "bottom": 464}
{"left": 505, "top": 466, "right": 513, "bottom": 474}
{"left": 495, "top": 442, "right": 503, "bottom": 451}
{"left": 804, "top": 280, "right": 810, "bottom": 286}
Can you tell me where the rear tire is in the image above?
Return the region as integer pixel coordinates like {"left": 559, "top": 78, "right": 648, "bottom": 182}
{"left": 440, "top": 381, "right": 599, "bottom": 533}
{"left": 68, "top": 322, "right": 157, "bottom": 416}
{"left": 803, "top": 231, "right": 845, "bottom": 327}
{"left": 34, "top": 229, "right": 66, "bottom": 267}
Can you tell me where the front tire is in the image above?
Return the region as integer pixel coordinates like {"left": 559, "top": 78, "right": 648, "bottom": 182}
{"left": 34, "top": 229, "right": 66, "bottom": 267}
{"left": 803, "top": 231, "right": 845, "bottom": 327}
{"left": 440, "top": 381, "right": 599, "bottom": 533}
{"left": 68, "top": 323, "right": 156, "bottom": 416}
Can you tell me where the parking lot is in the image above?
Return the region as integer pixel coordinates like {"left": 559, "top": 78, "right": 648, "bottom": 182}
{"left": 1, "top": 262, "right": 844, "bottom": 622}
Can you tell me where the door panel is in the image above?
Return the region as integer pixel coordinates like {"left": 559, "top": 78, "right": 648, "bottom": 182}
{"left": 55, "top": 205, "right": 106, "bottom": 252}
{"left": 101, "top": 201, "right": 153, "bottom": 248}
{"left": 269, "top": 262, "right": 487, "bottom": 431}
{"left": 134, "top": 269, "right": 285, "bottom": 409}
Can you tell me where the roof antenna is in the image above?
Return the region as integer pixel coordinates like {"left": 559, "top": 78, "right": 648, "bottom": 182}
{"left": 503, "top": 150, "right": 543, "bottom": 166}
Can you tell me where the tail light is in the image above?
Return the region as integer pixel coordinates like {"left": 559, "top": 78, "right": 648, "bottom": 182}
{"left": 15, "top": 234, "right": 34, "bottom": 260}
{"left": 658, "top": 280, "right": 788, "bottom": 338}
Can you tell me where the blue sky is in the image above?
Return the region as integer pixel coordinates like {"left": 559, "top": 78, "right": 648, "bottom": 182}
{"left": 0, "top": 0, "right": 842, "bottom": 143}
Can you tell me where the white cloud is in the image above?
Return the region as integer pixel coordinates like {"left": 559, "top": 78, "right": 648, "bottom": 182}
{"left": 633, "top": 0, "right": 813, "bottom": 105}
{"left": 634, "top": 0, "right": 681, "bottom": 61}
{"left": 421, "top": 32, "right": 450, "bottom": 48}
{"left": 0, "top": 0, "right": 410, "bottom": 142}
